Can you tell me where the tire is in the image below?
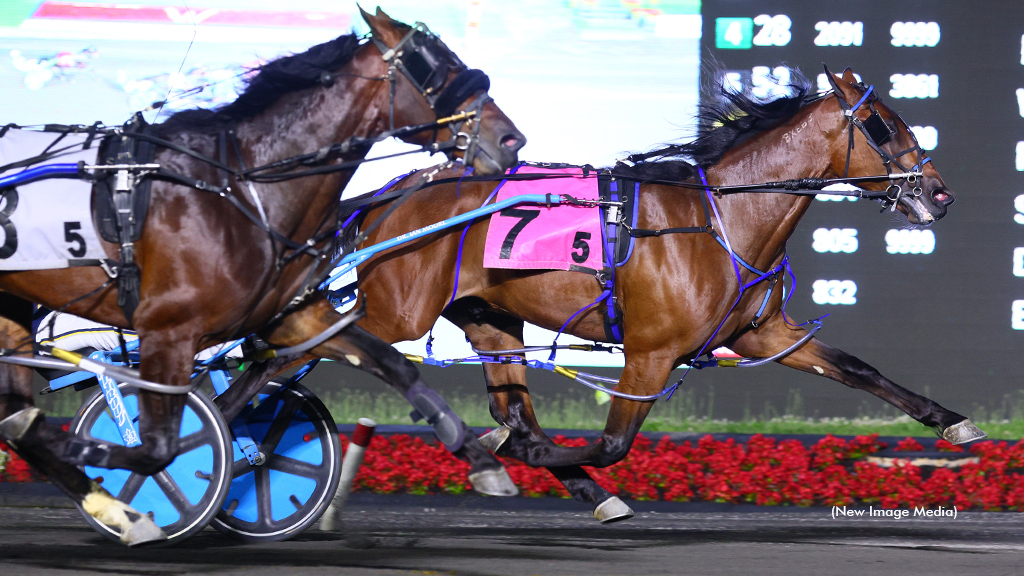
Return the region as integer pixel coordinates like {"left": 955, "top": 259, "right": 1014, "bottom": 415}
{"left": 70, "top": 384, "right": 233, "bottom": 545}
{"left": 209, "top": 381, "right": 342, "bottom": 542}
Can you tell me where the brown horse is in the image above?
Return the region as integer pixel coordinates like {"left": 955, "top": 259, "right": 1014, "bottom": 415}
{"left": 320, "top": 67, "right": 980, "bottom": 520}
{"left": 0, "top": 8, "right": 524, "bottom": 544}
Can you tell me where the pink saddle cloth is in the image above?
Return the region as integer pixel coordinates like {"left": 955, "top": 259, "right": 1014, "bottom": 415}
{"left": 482, "top": 165, "right": 603, "bottom": 272}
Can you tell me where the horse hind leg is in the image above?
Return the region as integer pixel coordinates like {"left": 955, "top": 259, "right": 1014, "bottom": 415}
{"left": 0, "top": 297, "right": 164, "bottom": 545}
{"left": 443, "top": 299, "right": 632, "bottom": 522}
{"left": 266, "top": 300, "right": 517, "bottom": 496}
{"left": 730, "top": 314, "right": 985, "bottom": 444}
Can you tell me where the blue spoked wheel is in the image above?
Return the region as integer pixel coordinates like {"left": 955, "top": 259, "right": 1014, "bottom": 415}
{"left": 210, "top": 381, "right": 341, "bottom": 542}
{"left": 70, "top": 384, "right": 233, "bottom": 545}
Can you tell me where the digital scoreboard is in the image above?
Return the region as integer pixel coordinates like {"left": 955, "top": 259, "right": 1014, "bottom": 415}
{"left": 700, "top": 0, "right": 1024, "bottom": 410}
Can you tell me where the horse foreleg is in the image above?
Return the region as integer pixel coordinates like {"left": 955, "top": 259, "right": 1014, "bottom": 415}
{"left": 730, "top": 314, "right": 985, "bottom": 444}
{"left": 265, "top": 300, "right": 517, "bottom": 496}
{"left": 48, "top": 329, "right": 196, "bottom": 476}
{"left": 443, "top": 301, "right": 630, "bottom": 521}
{"left": 0, "top": 300, "right": 164, "bottom": 545}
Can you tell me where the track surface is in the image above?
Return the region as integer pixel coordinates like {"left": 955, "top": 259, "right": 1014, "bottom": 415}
{"left": 2, "top": 494, "right": 1024, "bottom": 576}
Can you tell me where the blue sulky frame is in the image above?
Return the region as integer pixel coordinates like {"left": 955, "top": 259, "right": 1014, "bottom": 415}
{"left": 48, "top": 338, "right": 321, "bottom": 467}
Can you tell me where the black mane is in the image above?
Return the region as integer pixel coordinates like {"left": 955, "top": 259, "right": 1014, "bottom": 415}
{"left": 621, "top": 69, "right": 815, "bottom": 181}
{"left": 154, "top": 33, "right": 362, "bottom": 135}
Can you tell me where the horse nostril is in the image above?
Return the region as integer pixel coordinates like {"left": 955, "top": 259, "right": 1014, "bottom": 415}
{"left": 501, "top": 134, "right": 523, "bottom": 150}
{"left": 932, "top": 189, "right": 953, "bottom": 205}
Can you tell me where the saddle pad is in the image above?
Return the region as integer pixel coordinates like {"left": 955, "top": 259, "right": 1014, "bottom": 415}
{"left": 483, "top": 165, "right": 603, "bottom": 272}
{"left": 0, "top": 131, "right": 106, "bottom": 270}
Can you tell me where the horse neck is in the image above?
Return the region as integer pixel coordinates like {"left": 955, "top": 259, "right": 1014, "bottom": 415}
{"left": 702, "top": 103, "right": 833, "bottom": 265}
{"left": 234, "top": 44, "right": 389, "bottom": 238}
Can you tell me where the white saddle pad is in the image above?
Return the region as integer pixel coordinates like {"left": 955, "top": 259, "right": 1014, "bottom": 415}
{"left": 0, "top": 130, "right": 107, "bottom": 270}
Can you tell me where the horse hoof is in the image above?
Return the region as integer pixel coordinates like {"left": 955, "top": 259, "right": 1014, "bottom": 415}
{"left": 942, "top": 419, "right": 987, "bottom": 445}
{"left": 467, "top": 467, "right": 519, "bottom": 497}
{"left": 121, "top": 511, "right": 167, "bottom": 546}
{"left": 478, "top": 425, "right": 512, "bottom": 453}
{"left": 0, "top": 406, "right": 42, "bottom": 442}
{"left": 593, "top": 496, "right": 634, "bottom": 524}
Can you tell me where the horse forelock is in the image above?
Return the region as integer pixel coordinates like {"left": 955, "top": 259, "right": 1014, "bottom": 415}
{"left": 155, "top": 34, "right": 362, "bottom": 135}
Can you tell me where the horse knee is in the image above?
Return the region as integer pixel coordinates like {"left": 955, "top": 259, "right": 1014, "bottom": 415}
{"left": 591, "top": 437, "right": 632, "bottom": 468}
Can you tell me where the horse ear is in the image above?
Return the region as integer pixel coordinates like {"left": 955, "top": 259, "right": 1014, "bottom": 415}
{"left": 360, "top": 5, "right": 402, "bottom": 45}
{"left": 822, "top": 64, "right": 861, "bottom": 108}
{"left": 358, "top": 5, "right": 376, "bottom": 28}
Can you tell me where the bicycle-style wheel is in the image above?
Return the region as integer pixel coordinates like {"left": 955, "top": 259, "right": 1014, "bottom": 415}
{"left": 70, "top": 384, "right": 233, "bottom": 545}
{"left": 210, "top": 381, "right": 342, "bottom": 542}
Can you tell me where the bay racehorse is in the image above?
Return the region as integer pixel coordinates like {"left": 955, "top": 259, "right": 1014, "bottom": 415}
{"left": 0, "top": 8, "right": 525, "bottom": 544}
{"left": 329, "top": 67, "right": 980, "bottom": 520}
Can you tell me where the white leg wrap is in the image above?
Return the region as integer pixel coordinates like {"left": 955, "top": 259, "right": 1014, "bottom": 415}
{"left": 82, "top": 489, "right": 166, "bottom": 546}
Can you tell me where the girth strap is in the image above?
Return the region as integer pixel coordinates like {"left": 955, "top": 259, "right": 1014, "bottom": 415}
{"left": 597, "top": 174, "right": 641, "bottom": 343}
{"left": 107, "top": 116, "right": 152, "bottom": 324}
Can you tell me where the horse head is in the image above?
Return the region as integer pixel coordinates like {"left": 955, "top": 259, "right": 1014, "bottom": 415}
{"left": 360, "top": 7, "right": 526, "bottom": 175}
{"left": 825, "top": 66, "right": 954, "bottom": 225}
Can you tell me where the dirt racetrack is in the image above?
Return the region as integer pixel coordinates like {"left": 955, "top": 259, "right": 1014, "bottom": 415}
{"left": 2, "top": 489, "right": 1024, "bottom": 576}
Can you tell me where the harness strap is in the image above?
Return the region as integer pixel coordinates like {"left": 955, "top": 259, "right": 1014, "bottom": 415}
{"left": 109, "top": 118, "right": 152, "bottom": 325}
{"left": 449, "top": 168, "right": 505, "bottom": 307}
{"left": 153, "top": 168, "right": 309, "bottom": 253}
{"left": 623, "top": 172, "right": 770, "bottom": 277}
{"left": 628, "top": 225, "right": 707, "bottom": 237}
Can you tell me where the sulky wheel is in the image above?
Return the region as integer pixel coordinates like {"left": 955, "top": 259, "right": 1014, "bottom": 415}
{"left": 70, "top": 384, "right": 233, "bottom": 545}
{"left": 209, "top": 381, "right": 342, "bottom": 542}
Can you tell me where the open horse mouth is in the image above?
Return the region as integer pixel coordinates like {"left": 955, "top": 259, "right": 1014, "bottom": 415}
{"left": 901, "top": 193, "right": 951, "bottom": 225}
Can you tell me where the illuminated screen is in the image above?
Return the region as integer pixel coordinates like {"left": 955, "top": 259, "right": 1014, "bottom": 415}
{"left": 698, "top": 0, "right": 1024, "bottom": 412}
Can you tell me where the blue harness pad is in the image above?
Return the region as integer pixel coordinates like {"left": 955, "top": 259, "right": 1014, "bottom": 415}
{"left": 598, "top": 174, "right": 640, "bottom": 343}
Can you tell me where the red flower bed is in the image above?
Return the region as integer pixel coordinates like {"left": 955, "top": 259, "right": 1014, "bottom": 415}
{"left": 5, "top": 433, "right": 1024, "bottom": 511}
{"left": 0, "top": 441, "right": 39, "bottom": 483}
{"left": 342, "top": 433, "right": 1024, "bottom": 510}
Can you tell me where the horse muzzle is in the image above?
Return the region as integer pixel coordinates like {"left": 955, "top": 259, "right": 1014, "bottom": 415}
{"left": 899, "top": 180, "right": 954, "bottom": 225}
{"left": 470, "top": 128, "right": 526, "bottom": 175}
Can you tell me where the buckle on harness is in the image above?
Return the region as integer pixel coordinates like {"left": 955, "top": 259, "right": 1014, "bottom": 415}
{"left": 99, "top": 259, "right": 119, "bottom": 279}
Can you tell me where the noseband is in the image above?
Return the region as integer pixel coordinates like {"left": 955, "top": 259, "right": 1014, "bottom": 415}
{"left": 826, "top": 75, "right": 930, "bottom": 212}
{"left": 370, "top": 22, "right": 494, "bottom": 168}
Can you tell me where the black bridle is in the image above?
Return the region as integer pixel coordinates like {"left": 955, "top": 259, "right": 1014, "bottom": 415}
{"left": 369, "top": 22, "right": 493, "bottom": 169}
{"left": 823, "top": 70, "right": 931, "bottom": 212}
